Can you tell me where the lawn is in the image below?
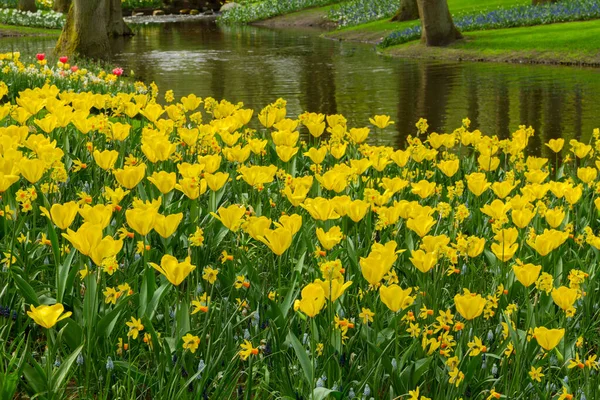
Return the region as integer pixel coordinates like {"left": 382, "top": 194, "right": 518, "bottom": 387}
{"left": 385, "top": 19, "right": 600, "bottom": 64}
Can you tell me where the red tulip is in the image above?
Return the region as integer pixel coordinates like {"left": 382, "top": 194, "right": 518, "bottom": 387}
{"left": 71, "top": 66, "right": 79, "bottom": 73}
{"left": 59, "top": 56, "right": 68, "bottom": 63}
{"left": 112, "top": 67, "right": 123, "bottom": 77}
{"left": 36, "top": 53, "right": 45, "bottom": 61}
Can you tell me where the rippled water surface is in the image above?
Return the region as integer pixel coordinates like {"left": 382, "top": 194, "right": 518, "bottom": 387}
{"left": 2, "top": 20, "right": 600, "bottom": 150}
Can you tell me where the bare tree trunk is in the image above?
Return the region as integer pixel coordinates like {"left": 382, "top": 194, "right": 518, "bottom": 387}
{"left": 416, "top": 0, "right": 462, "bottom": 46}
{"left": 53, "top": 0, "right": 71, "bottom": 13}
{"left": 106, "top": 0, "right": 132, "bottom": 36}
{"left": 532, "top": 0, "right": 557, "bottom": 4}
{"left": 18, "top": 0, "right": 36, "bottom": 12}
{"left": 55, "top": 0, "right": 110, "bottom": 59}
{"left": 392, "top": 0, "right": 419, "bottom": 22}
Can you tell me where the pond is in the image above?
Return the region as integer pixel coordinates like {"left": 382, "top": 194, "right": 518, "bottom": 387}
{"left": 2, "top": 20, "right": 600, "bottom": 151}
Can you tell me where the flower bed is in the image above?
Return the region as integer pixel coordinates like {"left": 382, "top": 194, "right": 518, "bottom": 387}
{"left": 0, "top": 49, "right": 599, "bottom": 400}
{"left": 218, "top": 0, "right": 339, "bottom": 24}
{"left": 0, "top": 8, "right": 64, "bottom": 29}
{"left": 381, "top": 0, "right": 600, "bottom": 48}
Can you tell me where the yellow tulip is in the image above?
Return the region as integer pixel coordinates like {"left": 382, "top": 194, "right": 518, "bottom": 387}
{"left": 154, "top": 213, "right": 183, "bottom": 238}
{"left": 345, "top": 200, "right": 370, "bottom": 223}
{"left": 126, "top": 208, "right": 157, "bottom": 236}
{"left": 141, "top": 137, "right": 177, "bottom": 163}
{"left": 147, "top": 171, "right": 177, "bottom": 194}
{"left": 347, "top": 127, "right": 370, "bottom": 144}
{"left": 62, "top": 222, "right": 103, "bottom": 257}
{"left": 175, "top": 177, "right": 207, "bottom": 200}
{"left": 314, "top": 279, "right": 352, "bottom": 302}
{"left": 140, "top": 102, "right": 165, "bottom": 122}
{"left": 369, "top": 115, "right": 394, "bottom": 129}
{"left": 304, "top": 120, "right": 326, "bottom": 138}
{"left": 316, "top": 226, "right": 343, "bottom": 250}
{"left": 564, "top": 185, "right": 582, "bottom": 205}
{"left": 275, "top": 145, "right": 299, "bottom": 163}
{"left": 406, "top": 215, "right": 436, "bottom": 237}
{"left": 92, "top": 149, "right": 119, "bottom": 171}
{"left": 577, "top": 167, "right": 597, "bottom": 184}
{"left": 210, "top": 204, "right": 246, "bottom": 232}
{"left": 380, "top": 285, "right": 413, "bottom": 312}
{"left": 27, "top": 303, "right": 72, "bottom": 329}
{"left": 409, "top": 249, "right": 437, "bottom": 273}
{"left": 545, "top": 207, "right": 565, "bottom": 228}
{"left": 491, "top": 180, "right": 518, "bottom": 199}
{"left": 315, "top": 170, "right": 349, "bottom": 193}
{"left": 39, "top": 201, "right": 79, "bottom": 230}
{"left": 491, "top": 241, "right": 518, "bottom": 262}
{"left": 78, "top": 204, "right": 113, "bottom": 229}
{"left": 301, "top": 198, "right": 340, "bottom": 221}
{"left": 359, "top": 241, "right": 400, "bottom": 286}
{"left": 181, "top": 94, "right": 202, "bottom": 112}
{"left": 437, "top": 159, "right": 459, "bottom": 177}
{"left": 298, "top": 283, "right": 326, "bottom": 317}
{"left": 303, "top": 147, "right": 327, "bottom": 165}
{"left": 512, "top": 262, "right": 542, "bottom": 287}
{"left": 0, "top": 173, "right": 19, "bottom": 192}
{"left": 273, "top": 214, "right": 303, "bottom": 235}
{"left": 551, "top": 286, "right": 578, "bottom": 311}
{"left": 237, "top": 165, "right": 278, "bottom": 187}
{"left": 19, "top": 158, "right": 46, "bottom": 183}
{"left": 114, "top": 164, "right": 146, "bottom": 189}
{"left": 466, "top": 172, "right": 490, "bottom": 196}
{"left": 512, "top": 208, "right": 535, "bottom": 229}
{"left": 150, "top": 254, "right": 196, "bottom": 286}
{"left": 466, "top": 236, "right": 485, "bottom": 258}
{"left": 109, "top": 122, "right": 131, "bottom": 141}
{"left": 258, "top": 227, "right": 293, "bottom": 256}
{"left": 480, "top": 199, "right": 511, "bottom": 221}
{"left": 411, "top": 180, "right": 437, "bottom": 199}
{"left": 454, "top": 291, "right": 486, "bottom": 320}
{"left": 545, "top": 138, "right": 564, "bottom": 153}
{"left": 529, "top": 229, "right": 569, "bottom": 256}
{"left": 244, "top": 216, "right": 272, "bottom": 241}
{"left": 204, "top": 172, "right": 229, "bottom": 192}
{"left": 533, "top": 327, "right": 564, "bottom": 351}
{"left": 90, "top": 236, "right": 123, "bottom": 266}
{"left": 197, "top": 154, "right": 222, "bottom": 174}
{"left": 282, "top": 184, "right": 311, "bottom": 207}
{"left": 222, "top": 145, "right": 251, "bottom": 163}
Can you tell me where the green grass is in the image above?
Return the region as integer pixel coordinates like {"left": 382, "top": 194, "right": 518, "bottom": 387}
{"left": 0, "top": 23, "right": 61, "bottom": 36}
{"left": 325, "top": 0, "right": 528, "bottom": 42}
{"left": 385, "top": 20, "right": 600, "bottom": 64}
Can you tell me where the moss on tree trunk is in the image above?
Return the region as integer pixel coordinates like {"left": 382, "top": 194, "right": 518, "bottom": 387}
{"left": 55, "top": 0, "right": 111, "bottom": 59}
{"left": 417, "top": 0, "right": 462, "bottom": 46}
{"left": 392, "top": 0, "right": 419, "bottom": 22}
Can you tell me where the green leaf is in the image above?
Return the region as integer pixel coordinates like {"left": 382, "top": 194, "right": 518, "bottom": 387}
{"left": 286, "top": 331, "right": 312, "bottom": 387}
{"left": 143, "top": 283, "right": 170, "bottom": 320}
{"left": 97, "top": 294, "right": 139, "bottom": 338}
{"left": 11, "top": 270, "right": 39, "bottom": 306}
{"left": 312, "top": 387, "right": 342, "bottom": 400}
{"left": 51, "top": 344, "right": 83, "bottom": 393}
{"left": 57, "top": 249, "right": 76, "bottom": 303}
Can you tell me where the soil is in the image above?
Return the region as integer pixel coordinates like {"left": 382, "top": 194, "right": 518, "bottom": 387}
{"left": 252, "top": 7, "right": 337, "bottom": 30}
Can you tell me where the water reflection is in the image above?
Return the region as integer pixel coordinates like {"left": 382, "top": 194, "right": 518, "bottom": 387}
{"left": 1, "top": 20, "right": 599, "bottom": 154}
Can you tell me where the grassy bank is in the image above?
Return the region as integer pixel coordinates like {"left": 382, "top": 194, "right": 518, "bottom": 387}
{"left": 384, "top": 20, "right": 600, "bottom": 66}
{"left": 0, "top": 23, "right": 61, "bottom": 36}
{"left": 324, "top": 0, "right": 528, "bottom": 43}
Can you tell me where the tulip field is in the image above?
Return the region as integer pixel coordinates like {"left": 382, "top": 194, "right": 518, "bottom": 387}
{"left": 1, "top": 52, "right": 600, "bottom": 400}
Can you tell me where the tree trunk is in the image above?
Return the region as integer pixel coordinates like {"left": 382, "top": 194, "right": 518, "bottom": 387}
{"left": 53, "top": 0, "right": 71, "bottom": 13}
{"left": 106, "top": 0, "right": 132, "bottom": 36}
{"left": 17, "top": 0, "right": 36, "bottom": 12}
{"left": 392, "top": 0, "right": 419, "bottom": 22}
{"left": 416, "top": 0, "right": 462, "bottom": 46}
{"left": 55, "top": 0, "right": 111, "bottom": 59}
{"left": 532, "top": 0, "right": 557, "bottom": 4}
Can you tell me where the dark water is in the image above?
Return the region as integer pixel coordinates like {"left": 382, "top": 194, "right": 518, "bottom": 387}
{"left": 2, "top": 20, "right": 600, "bottom": 151}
